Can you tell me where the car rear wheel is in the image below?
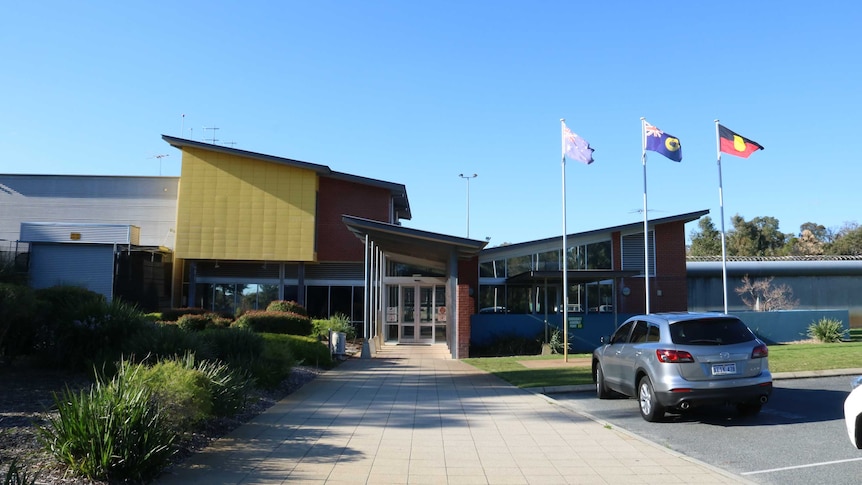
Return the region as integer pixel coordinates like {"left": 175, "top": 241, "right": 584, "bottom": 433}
{"left": 638, "top": 376, "right": 665, "bottom": 422}
{"left": 595, "top": 365, "right": 610, "bottom": 399}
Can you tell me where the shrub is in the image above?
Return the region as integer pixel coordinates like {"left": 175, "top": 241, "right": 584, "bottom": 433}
{"left": 2, "top": 457, "right": 40, "bottom": 485}
{"left": 470, "top": 333, "right": 542, "bottom": 357}
{"left": 807, "top": 317, "right": 848, "bottom": 343}
{"left": 0, "top": 283, "right": 39, "bottom": 363}
{"left": 312, "top": 313, "right": 356, "bottom": 340}
{"left": 266, "top": 300, "right": 307, "bottom": 316}
{"left": 191, "top": 357, "right": 254, "bottom": 416}
{"left": 33, "top": 297, "right": 155, "bottom": 371}
{"left": 548, "top": 328, "right": 568, "bottom": 355}
{"left": 198, "top": 327, "right": 264, "bottom": 363}
{"left": 248, "top": 334, "right": 296, "bottom": 388}
{"left": 133, "top": 357, "right": 214, "bottom": 433}
{"left": 38, "top": 361, "right": 176, "bottom": 482}
{"left": 159, "top": 307, "right": 208, "bottom": 323}
{"left": 233, "top": 311, "right": 312, "bottom": 335}
{"left": 124, "top": 322, "right": 213, "bottom": 364}
{"left": 177, "top": 313, "right": 210, "bottom": 332}
{"left": 265, "top": 333, "right": 333, "bottom": 369}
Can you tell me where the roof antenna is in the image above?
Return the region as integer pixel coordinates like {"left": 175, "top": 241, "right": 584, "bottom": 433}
{"left": 150, "top": 154, "right": 170, "bottom": 175}
{"left": 204, "top": 126, "right": 220, "bottom": 144}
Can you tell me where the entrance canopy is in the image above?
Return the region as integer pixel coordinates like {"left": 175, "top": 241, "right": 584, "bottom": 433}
{"left": 342, "top": 215, "right": 487, "bottom": 266}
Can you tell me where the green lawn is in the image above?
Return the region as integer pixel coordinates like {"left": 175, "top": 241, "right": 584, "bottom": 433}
{"left": 462, "top": 342, "right": 862, "bottom": 389}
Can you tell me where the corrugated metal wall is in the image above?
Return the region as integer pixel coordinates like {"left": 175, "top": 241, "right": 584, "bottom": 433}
{"left": 29, "top": 244, "right": 115, "bottom": 301}
{"left": 0, "top": 175, "right": 178, "bottom": 247}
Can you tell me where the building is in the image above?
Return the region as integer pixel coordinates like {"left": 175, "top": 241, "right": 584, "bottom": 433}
{"left": 0, "top": 136, "right": 705, "bottom": 358}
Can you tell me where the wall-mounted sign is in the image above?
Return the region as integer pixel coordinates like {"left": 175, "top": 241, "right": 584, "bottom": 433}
{"left": 70, "top": 232, "right": 81, "bottom": 240}
{"left": 567, "top": 315, "right": 583, "bottom": 333}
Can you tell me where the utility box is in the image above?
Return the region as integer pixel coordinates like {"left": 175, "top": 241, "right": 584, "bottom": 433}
{"left": 331, "top": 330, "right": 346, "bottom": 357}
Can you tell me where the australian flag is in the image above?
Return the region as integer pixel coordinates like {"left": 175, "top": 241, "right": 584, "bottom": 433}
{"left": 644, "top": 121, "right": 682, "bottom": 162}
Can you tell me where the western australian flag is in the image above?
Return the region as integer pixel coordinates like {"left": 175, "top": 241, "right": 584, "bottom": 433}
{"left": 644, "top": 121, "right": 682, "bottom": 162}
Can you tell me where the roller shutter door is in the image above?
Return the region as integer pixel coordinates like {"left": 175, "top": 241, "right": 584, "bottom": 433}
{"left": 29, "top": 244, "right": 115, "bottom": 301}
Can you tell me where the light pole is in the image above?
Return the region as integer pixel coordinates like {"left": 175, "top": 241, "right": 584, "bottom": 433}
{"left": 459, "top": 173, "right": 477, "bottom": 238}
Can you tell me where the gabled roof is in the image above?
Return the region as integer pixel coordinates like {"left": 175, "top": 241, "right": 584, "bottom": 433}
{"left": 481, "top": 209, "right": 710, "bottom": 256}
{"left": 162, "top": 135, "right": 411, "bottom": 220}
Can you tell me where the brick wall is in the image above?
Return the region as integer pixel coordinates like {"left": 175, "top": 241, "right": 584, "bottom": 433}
{"left": 317, "top": 177, "right": 393, "bottom": 261}
{"left": 456, "top": 257, "right": 479, "bottom": 358}
{"left": 616, "top": 221, "right": 689, "bottom": 314}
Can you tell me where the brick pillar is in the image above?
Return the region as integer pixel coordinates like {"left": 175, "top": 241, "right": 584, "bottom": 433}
{"left": 457, "top": 283, "right": 474, "bottom": 358}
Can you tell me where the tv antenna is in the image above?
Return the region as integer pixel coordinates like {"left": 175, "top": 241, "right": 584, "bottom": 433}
{"left": 203, "top": 126, "right": 220, "bottom": 144}
{"left": 150, "top": 154, "right": 170, "bottom": 175}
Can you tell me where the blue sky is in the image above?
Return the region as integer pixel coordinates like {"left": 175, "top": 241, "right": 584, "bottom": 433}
{"left": 2, "top": 1, "right": 860, "bottom": 246}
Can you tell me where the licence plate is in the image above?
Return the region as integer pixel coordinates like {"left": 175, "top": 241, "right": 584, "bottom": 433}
{"left": 712, "top": 363, "right": 737, "bottom": 375}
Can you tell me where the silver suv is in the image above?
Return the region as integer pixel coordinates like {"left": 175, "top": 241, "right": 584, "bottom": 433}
{"left": 592, "top": 312, "right": 772, "bottom": 421}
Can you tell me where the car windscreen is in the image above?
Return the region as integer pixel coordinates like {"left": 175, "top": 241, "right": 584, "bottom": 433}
{"left": 669, "top": 318, "right": 755, "bottom": 345}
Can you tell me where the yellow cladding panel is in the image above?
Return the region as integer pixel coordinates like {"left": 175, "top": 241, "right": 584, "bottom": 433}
{"left": 175, "top": 148, "right": 317, "bottom": 261}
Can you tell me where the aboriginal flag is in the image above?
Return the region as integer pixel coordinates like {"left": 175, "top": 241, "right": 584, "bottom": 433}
{"left": 718, "top": 124, "right": 763, "bottom": 158}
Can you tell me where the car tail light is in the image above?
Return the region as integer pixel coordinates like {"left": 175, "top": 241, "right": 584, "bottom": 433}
{"left": 656, "top": 349, "right": 694, "bottom": 363}
{"left": 751, "top": 343, "right": 769, "bottom": 359}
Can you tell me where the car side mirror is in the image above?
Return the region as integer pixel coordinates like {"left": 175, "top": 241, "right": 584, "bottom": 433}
{"left": 600, "top": 336, "right": 607, "bottom": 345}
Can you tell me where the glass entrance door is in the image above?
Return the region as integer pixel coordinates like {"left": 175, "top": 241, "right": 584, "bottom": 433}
{"left": 392, "top": 283, "right": 446, "bottom": 344}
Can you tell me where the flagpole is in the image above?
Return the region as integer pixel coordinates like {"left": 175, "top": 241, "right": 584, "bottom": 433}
{"left": 715, "top": 119, "right": 729, "bottom": 314}
{"left": 560, "top": 118, "right": 569, "bottom": 362}
{"left": 640, "top": 118, "right": 650, "bottom": 314}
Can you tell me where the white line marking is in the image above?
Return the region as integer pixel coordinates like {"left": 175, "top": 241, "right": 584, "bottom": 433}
{"left": 742, "top": 457, "right": 862, "bottom": 475}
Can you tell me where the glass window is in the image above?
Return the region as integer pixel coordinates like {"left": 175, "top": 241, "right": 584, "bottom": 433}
{"left": 239, "top": 284, "right": 259, "bottom": 312}
{"left": 567, "top": 245, "right": 586, "bottom": 270}
{"left": 630, "top": 321, "right": 649, "bottom": 343}
{"left": 537, "top": 250, "right": 560, "bottom": 271}
{"left": 479, "top": 285, "right": 505, "bottom": 312}
{"left": 259, "top": 284, "right": 279, "bottom": 309}
{"left": 647, "top": 324, "right": 661, "bottom": 342}
{"left": 479, "top": 259, "right": 506, "bottom": 278}
{"left": 306, "top": 286, "right": 329, "bottom": 319}
{"left": 507, "top": 255, "right": 533, "bottom": 276}
{"left": 587, "top": 241, "right": 612, "bottom": 269}
{"left": 434, "top": 286, "right": 446, "bottom": 323}
{"left": 390, "top": 262, "right": 445, "bottom": 277}
{"left": 610, "top": 321, "right": 634, "bottom": 345}
{"left": 352, "top": 286, "right": 365, "bottom": 325}
{"left": 330, "top": 286, "right": 352, "bottom": 319}
{"left": 506, "top": 286, "right": 531, "bottom": 314}
{"left": 213, "top": 284, "right": 236, "bottom": 315}
{"left": 283, "top": 285, "right": 298, "bottom": 303}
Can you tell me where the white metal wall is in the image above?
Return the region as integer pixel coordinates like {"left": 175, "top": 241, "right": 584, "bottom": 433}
{"left": 0, "top": 175, "right": 178, "bottom": 248}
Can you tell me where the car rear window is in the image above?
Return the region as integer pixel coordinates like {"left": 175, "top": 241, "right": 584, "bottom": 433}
{"left": 669, "top": 318, "right": 755, "bottom": 345}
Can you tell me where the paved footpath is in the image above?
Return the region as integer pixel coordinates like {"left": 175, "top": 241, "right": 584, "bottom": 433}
{"left": 156, "top": 345, "right": 753, "bottom": 484}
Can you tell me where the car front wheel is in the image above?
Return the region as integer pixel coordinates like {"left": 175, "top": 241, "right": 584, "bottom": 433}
{"left": 638, "top": 376, "right": 665, "bottom": 422}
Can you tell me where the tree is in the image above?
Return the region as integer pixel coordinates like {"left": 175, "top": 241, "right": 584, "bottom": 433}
{"left": 825, "top": 222, "right": 862, "bottom": 255}
{"left": 725, "top": 215, "right": 787, "bottom": 257}
{"left": 799, "top": 222, "right": 832, "bottom": 243}
{"left": 734, "top": 275, "right": 798, "bottom": 311}
{"left": 688, "top": 216, "right": 722, "bottom": 256}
